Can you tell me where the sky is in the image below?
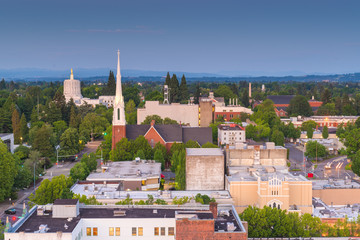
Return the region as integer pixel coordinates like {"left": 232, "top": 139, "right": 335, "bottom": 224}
{"left": 1, "top": 0, "right": 360, "bottom": 76}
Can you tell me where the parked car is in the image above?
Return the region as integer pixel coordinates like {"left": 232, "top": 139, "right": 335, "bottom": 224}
{"left": 4, "top": 208, "right": 16, "bottom": 215}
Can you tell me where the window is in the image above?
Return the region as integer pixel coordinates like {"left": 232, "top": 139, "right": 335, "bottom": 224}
{"left": 109, "top": 227, "right": 114, "bottom": 236}
{"left": 168, "top": 227, "right": 174, "bottom": 236}
{"left": 116, "top": 227, "right": 120, "bottom": 236}
{"left": 132, "top": 227, "right": 137, "bottom": 236}
{"left": 117, "top": 108, "right": 120, "bottom": 120}
{"left": 154, "top": 227, "right": 159, "bottom": 236}
{"left": 230, "top": 114, "right": 233, "bottom": 118}
{"left": 161, "top": 227, "right": 166, "bottom": 236}
{"left": 93, "top": 227, "right": 98, "bottom": 236}
{"left": 138, "top": 227, "right": 143, "bottom": 236}
{"left": 86, "top": 228, "right": 91, "bottom": 236}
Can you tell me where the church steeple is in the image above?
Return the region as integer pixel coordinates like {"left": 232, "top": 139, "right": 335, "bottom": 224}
{"left": 112, "top": 50, "right": 126, "bottom": 127}
{"left": 115, "top": 50, "right": 123, "bottom": 105}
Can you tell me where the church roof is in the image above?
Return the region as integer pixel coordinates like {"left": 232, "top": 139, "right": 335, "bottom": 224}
{"left": 125, "top": 125, "right": 212, "bottom": 145}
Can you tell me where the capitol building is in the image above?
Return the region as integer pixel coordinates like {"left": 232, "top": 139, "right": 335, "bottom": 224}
{"left": 63, "top": 69, "right": 115, "bottom": 107}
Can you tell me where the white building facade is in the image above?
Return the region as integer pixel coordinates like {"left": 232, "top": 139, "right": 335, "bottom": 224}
{"left": 218, "top": 124, "right": 246, "bottom": 146}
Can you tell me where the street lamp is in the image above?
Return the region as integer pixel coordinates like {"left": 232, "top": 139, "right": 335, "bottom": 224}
{"left": 56, "top": 145, "right": 60, "bottom": 166}
{"left": 20, "top": 137, "right": 23, "bottom": 145}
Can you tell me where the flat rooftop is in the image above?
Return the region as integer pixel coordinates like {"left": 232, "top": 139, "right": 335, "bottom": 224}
{"left": 16, "top": 205, "right": 244, "bottom": 233}
{"left": 71, "top": 183, "right": 232, "bottom": 200}
{"left": 186, "top": 148, "right": 223, "bottom": 156}
{"left": 0, "top": 133, "right": 12, "bottom": 137}
{"left": 87, "top": 160, "right": 161, "bottom": 181}
{"left": 227, "top": 166, "right": 309, "bottom": 182}
{"left": 312, "top": 179, "right": 360, "bottom": 190}
{"left": 218, "top": 124, "right": 244, "bottom": 131}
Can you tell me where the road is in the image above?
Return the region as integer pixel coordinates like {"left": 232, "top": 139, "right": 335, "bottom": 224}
{"left": 0, "top": 140, "right": 101, "bottom": 224}
{"left": 285, "top": 143, "right": 354, "bottom": 180}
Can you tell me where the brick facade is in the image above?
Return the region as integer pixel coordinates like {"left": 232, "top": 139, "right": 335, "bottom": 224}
{"left": 112, "top": 125, "right": 126, "bottom": 149}
{"left": 176, "top": 218, "right": 247, "bottom": 240}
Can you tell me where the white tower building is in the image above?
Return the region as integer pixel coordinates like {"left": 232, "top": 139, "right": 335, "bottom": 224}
{"left": 63, "top": 69, "right": 82, "bottom": 104}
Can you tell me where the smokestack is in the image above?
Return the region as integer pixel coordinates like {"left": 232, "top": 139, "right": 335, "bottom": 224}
{"left": 209, "top": 202, "right": 218, "bottom": 219}
{"left": 229, "top": 98, "right": 231, "bottom": 105}
{"left": 249, "top": 82, "right": 252, "bottom": 98}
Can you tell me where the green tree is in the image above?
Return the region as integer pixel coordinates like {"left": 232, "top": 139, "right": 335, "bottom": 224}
{"left": 322, "top": 125, "right": 329, "bottom": 139}
{"left": 321, "top": 88, "right": 332, "bottom": 104}
{"left": 60, "top": 128, "right": 80, "bottom": 155}
{"left": 317, "top": 103, "right": 336, "bottom": 116}
{"left": 69, "top": 105, "right": 80, "bottom": 129}
{"left": 170, "top": 142, "right": 185, "bottom": 157}
{"left": 163, "top": 117, "right": 178, "bottom": 124}
{"left": 179, "top": 75, "right": 189, "bottom": 102}
{"left": 270, "top": 129, "right": 285, "bottom": 146}
{"left": 169, "top": 74, "right": 180, "bottom": 103}
{"left": 12, "top": 109, "right": 21, "bottom": 144}
{"left": 175, "top": 150, "right": 186, "bottom": 190}
{"left": 14, "top": 145, "right": 30, "bottom": 161}
{"left": 194, "top": 82, "right": 201, "bottom": 104}
{"left": 46, "top": 101, "right": 62, "bottom": 124}
{"left": 14, "top": 166, "right": 33, "bottom": 189}
{"left": 125, "top": 99, "right": 137, "bottom": 124}
{"left": 111, "top": 138, "right": 134, "bottom": 161}
{"left": 70, "top": 162, "right": 90, "bottom": 181}
{"left": 0, "top": 141, "right": 17, "bottom": 201}
{"left": 135, "top": 149, "right": 146, "bottom": 159}
{"left": 307, "top": 125, "right": 314, "bottom": 139}
{"left": 202, "top": 142, "right": 218, "bottom": 148}
{"left": 97, "top": 125, "right": 112, "bottom": 161}
{"left": 185, "top": 140, "right": 200, "bottom": 148}
{"left": 53, "top": 120, "right": 67, "bottom": 143}
{"left": 251, "top": 99, "right": 279, "bottom": 128}
{"left": 80, "top": 153, "right": 98, "bottom": 172}
{"left": 154, "top": 149, "right": 165, "bottom": 170}
{"left": 32, "top": 124, "right": 55, "bottom": 158}
{"left": 145, "top": 90, "right": 163, "bottom": 102}
{"left": 352, "top": 150, "right": 360, "bottom": 177}
{"left": 287, "top": 95, "right": 313, "bottom": 117}
{"left": 19, "top": 113, "right": 28, "bottom": 142}
{"left": 103, "top": 70, "right": 116, "bottom": 95}
{"left": 133, "top": 135, "right": 153, "bottom": 159}
{"left": 301, "top": 120, "right": 318, "bottom": 131}
{"left": 305, "top": 141, "right": 326, "bottom": 159}
{"left": 29, "top": 175, "right": 73, "bottom": 205}
{"left": 215, "top": 85, "right": 237, "bottom": 105}
{"left": 153, "top": 142, "right": 168, "bottom": 160}
{"left": 79, "top": 112, "right": 109, "bottom": 141}
{"left": 141, "top": 115, "right": 163, "bottom": 124}
{"left": 241, "top": 88, "right": 250, "bottom": 107}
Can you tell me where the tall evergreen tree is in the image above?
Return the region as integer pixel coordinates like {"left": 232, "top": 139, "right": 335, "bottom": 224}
{"left": 69, "top": 105, "right": 79, "bottom": 129}
{"left": 164, "top": 72, "right": 171, "bottom": 87}
{"left": 241, "top": 89, "right": 250, "bottom": 107}
{"left": 53, "top": 89, "right": 67, "bottom": 118}
{"left": 20, "top": 113, "right": 28, "bottom": 142}
{"left": 194, "top": 83, "right": 201, "bottom": 104}
{"left": 0, "top": 78, "right": 5, "bottom": 90}
{"left": 103, "top": 71, "right": 116, "bottom": 95}
{"left": 12, "top": 109, "right": 21, "bottom": 144}
{"left": 321, "top": 88, "right": 332, "bottom": 105}
{"left": 179, "top": 75, "right": 189, "bottom": 102}
{"left": 169, "top": 74, "right": 179, "bottom": 103}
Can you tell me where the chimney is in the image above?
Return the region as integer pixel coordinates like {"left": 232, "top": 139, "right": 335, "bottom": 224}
{"left": 312, "top": 96, "right": 314, "bottom": 100}
{"left": 151, "top": 120, "right": 155, "bottom": 127}
{"left": 209, "top": 202, "right": 218, "bottom": 219}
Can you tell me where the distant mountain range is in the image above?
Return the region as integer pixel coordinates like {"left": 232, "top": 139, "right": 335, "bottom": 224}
{"left": 1, "top": 68, "right": 360, "bottom": 82}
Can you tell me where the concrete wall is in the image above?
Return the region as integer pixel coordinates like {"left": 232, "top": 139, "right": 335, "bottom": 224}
{"left": 313, "top": 188, "right": 360, "bottom": 206}
{"left": 186, "top": 154, "right": 225, "bottom": 190}
{"left": 227, "top": 148, "right": 287, "bottom": 167}
{"left": 137, "top": 101, "right": 199, "bottom": 126}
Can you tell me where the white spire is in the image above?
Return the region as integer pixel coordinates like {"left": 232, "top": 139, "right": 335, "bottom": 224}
{"left": 113, "top": 50, "right": 126, "bottom": 126}
{"left": 115, "top": 50, "right": 123, "bottom": 105}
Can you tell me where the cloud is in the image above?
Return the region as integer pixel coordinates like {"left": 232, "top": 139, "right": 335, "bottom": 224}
{"left": 67, "top": 26, "right": 163, "bottom": 34}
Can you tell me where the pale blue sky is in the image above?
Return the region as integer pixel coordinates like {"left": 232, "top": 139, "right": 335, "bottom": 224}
{"left": 1, "top": 0, "right": 360, "bottom": 76}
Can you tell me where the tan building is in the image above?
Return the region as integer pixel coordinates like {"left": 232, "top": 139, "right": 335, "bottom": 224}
{"left": 226, "top": 166, "right": 312, "bottom": 214}
{"left": 137, "top": 101, "right": 214, "bottom": 127}
{"left": 225, "top": 142, "right": 288, "bottom": 167}
{"left": 186, "top": 148, "right": 224, "bottom": 191}
{"left": 225, "top": 142, "right": 312, "bottom": 214}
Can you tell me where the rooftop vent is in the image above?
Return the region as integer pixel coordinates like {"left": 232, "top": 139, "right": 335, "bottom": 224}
{"left": 64, "top": 224, "right": 68, "bottom": 230}
{"left": 227, "top": 222, "right": 236, "bottom": 231}
{"left": 135, "top": 157, "right": 140, "bottom": 163}
{"left": 219, "top": 210, "right": 230, "bottom": 217}
{"left": 114, "top": 210, "right": 126, "bottom": 216}
{"left": 153, "top": 209, "right": 158, "bottom": 214}
{"left": 35, "top": 224, "right": 49, "bottom": 233}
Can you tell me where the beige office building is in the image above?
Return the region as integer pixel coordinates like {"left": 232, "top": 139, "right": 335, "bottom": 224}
{"left": 225, "top": 142, "right": 313, "bottom": 214}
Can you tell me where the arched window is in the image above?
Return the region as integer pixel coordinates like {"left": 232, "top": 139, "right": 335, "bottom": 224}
{"left": 273, "top": 202, "right": 276, "bottom": 208}
{"left": 117, "top": 108, "right": 120, "bottom": 120}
